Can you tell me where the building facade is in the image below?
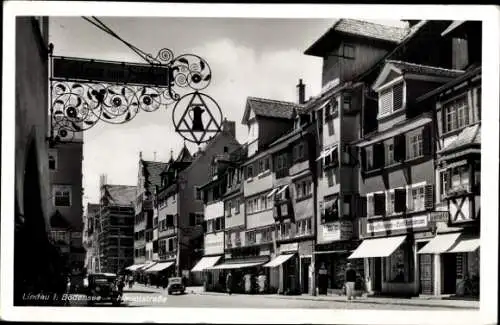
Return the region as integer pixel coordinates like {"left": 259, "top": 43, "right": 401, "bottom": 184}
{"left": 14, "top": 16, "right": 68, "bottom": 305}
{"left": 83, "top": 203, "right": 99, "bottom": 273}
{"left": 96, "top": 184, "right": 136, "bottom": 273}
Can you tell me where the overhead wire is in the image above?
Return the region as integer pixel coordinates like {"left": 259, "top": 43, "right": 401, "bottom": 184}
{"left": 81, "top": 16, "right": 156, "bottom": 64}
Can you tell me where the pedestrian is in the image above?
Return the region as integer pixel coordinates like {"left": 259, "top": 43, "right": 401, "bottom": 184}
{"left": 226, "top": 271, "right": 233, "bottom": 295}
{"left": 344, "top": 263, "right": 357, "bottom": 301}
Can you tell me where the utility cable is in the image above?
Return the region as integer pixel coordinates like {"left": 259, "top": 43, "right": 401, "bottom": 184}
{"left": 81, "top": 16, "right": 156, "bottom": 64}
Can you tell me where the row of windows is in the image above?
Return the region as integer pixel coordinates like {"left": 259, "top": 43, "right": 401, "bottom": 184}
{"left": 362, "top": 125, "right": 430, "bottom": 172}
{"left": 205, "top": 216, "right": 224, "bottom": 233}
{"left": 439, "top": 162, "right": 480, "bottom": 198}
{"left": 295, "top": 180, "right": 313, "bottom": 199}
{"left": 158, "top": 236, "right": 177, "bottom": 255}
{"left": 366, "top": 184, "right": 433, "bottom": 218}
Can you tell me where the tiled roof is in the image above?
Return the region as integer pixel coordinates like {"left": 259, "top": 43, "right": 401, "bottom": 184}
{"left": 439, "top": 124, "right": 481, "bottom": 155}
{"left": 305, "top": 19, "right": 410, "bottom": 56}
{"left": 385, "top": 60, "right": 464, "bottom": 78}
{"left": 242, "top": 97, "right": 304, "bottom": 124}
{"left": 142, "top": 160, "right": 168, "bottom": 189}
{"left": 334, "top": 19, "right": 409, "bottom": 43}
{"left": 103, "top": 185, "right": 137, "bottom": 206}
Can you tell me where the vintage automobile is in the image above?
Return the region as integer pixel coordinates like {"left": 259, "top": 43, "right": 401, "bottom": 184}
{"left": 84, "top": 273, "right": 123, "bottom": 306}
{"left": 167, "top": 277, "right": 185, "bottom": 295}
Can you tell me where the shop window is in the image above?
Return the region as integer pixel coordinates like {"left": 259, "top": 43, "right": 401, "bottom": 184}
{"left": 385, "top": 243, "right": 414, "bottom": 283}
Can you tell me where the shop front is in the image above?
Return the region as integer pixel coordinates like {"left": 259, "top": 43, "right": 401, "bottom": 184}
{"left": 191, "top": 256, "right": 223, "bottom": 291}
{"left": 418, "top": 230, "right": 480, "bottom": 297}
{"left": 207, "top": 256, "right": 270, "bottom": 293}
{"left": 314, "top": 240, "right": 362, "bottom": 295}
{"left": 144, "top": 261, "right": 176, "bottom": 286}
{"left": 264, "top": 242, "right": 301, "bottom": 295}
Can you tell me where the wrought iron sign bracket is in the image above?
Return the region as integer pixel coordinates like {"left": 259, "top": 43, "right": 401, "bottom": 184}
{"left": 49, "top": 44, "right": 222, "bottom": 146}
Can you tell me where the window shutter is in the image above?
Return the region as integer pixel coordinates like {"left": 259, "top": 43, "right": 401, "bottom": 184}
{"left": 357, "top": 196, "right": 367, "bottom": 218}
{"left": 393, "top": 83, "right": 404, "bottom": 111}
{"left": 373, "top": 142, "right": 385, "bottom": 168}
{"left": 394, "top": 188, "right": 407, "bottom": 213}
{"left": 374, "top": 193, "right": 386, "bottom": 216}
{"left": 380, "top": 89, "right": 392, "bottom": 115}
{"left": 394, "top": 133, "right": 406, "bottom": 162}
{"left": 424, "top": 184, "right": 434, "bottom": 209}
{"left": 360, "top": 147, "right": 367, "bottom": 170}
{"left": 422, "top": 124, "right": 432, "bottom": 156}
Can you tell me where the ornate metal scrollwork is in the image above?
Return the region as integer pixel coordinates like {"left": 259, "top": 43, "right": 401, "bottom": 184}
{"left": 50, "top": 47, "right": 219, "bottom": 145}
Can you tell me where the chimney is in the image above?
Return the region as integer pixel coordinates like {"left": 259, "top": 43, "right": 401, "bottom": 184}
{"left": 296, "top": 79, "right": 305, "bottom": 104}
{"left": 222, "top": 118, "right": 236, "bottom": 138}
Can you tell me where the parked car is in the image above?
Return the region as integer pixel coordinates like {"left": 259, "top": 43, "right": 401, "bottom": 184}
{"left": 167, "top": 277, "right": 185, "bottom": 295}
{"left": 84, "top": 273, "right": 123, "bottom": 306}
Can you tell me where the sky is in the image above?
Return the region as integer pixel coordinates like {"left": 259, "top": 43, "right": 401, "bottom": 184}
{"left": 48, "top": 17, "right": 407, "bottom": 206}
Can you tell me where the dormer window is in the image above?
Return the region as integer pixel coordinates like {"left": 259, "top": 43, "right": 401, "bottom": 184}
{"left": 378, "top": 82, "right": 404, "bottom": 118}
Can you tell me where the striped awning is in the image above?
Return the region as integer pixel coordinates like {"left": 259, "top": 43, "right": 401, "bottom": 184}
{"left": 191, "top": 256, "right": 222, "bottom": 272}
{"left": 263, "top": 254, "right": 295, "bottom": 268}
{"left": 125, "top": 264, "right": 145, "bottom": 271}
{"left": 145, "top": 261, "right": 175, "bottom": 273}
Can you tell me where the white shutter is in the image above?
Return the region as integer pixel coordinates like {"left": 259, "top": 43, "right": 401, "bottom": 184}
{"left": 379, "top": 88, "right": 393, "bottom": 116}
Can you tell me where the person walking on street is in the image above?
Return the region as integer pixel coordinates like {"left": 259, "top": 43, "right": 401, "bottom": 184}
{"left": 345, "top": 263, "right": 357, "bottom": 301}
{"left": 226, "top": 271, "right": 233, "bottom": 295}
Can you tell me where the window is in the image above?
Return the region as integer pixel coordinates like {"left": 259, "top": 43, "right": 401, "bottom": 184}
{"left": 367, "top": 195, "right": 374, "bottom": 218}
{"left": 297, "top": 218, "right": 312, "bottom": 236}
{"left": 386, "top": 191, "right": 395, "bottom": 215}
{"left": 408, "top": 185, "right": 425, "bottom": 212}
{"left": 246, "top": 231, "right": 256, "bottom": 245}
{"left": 247, "top": 200, "right": 254, "bottom": 214}
{"left": 226, "top": 200, "right": 232, "bottom": 217}
{"left": 235, "top": 198, "right": 240, "bottom": 214}
{"left": 207, "top": 219, "right": 214, "bottom": 233}
{"left": 365, "top": 147, "right": 374, "bottom": 171}
{"left": 476, "top": 87, "right": 481, "bottom": 121}
{"left": 443, "top": 95, "right": 470, "bottom": 133}
{"left": 343, "top": 95, "right": 352, "bottom": 111}
{"left": 342, "top": 44, "right": 355, "bottom": 59}
{"left": 385, "top": 243, "right": 413, "bottom": 283}
{"left": 194, "top": 187, "right": 202, "bottom": 200}
{"left": 407, "top": 132, "right": 423, "bottom": 160}
{"left": 48, "top": 149, "right": 57, "bottom": 170}
{"left": 247, "top": 165, "right": 254, "bottom": 179}
{"left": 378, "top": 82, "right": 404, "bottom": 117}
{"left": 386, "top": 142, "right": 395, "bottom": 166}
{"left": 326, "top": 169, "right": 337, "bottom": 187}
{"left": 259, "top": 160, "right": 264, "bottom": 174}
{"left": 264, "top": 157, "right": 271, "bottom": 171}
{"left": 293, "top": 143, "right": 305, "bottom": 161}
{"left": 279, "top": 223, "right": 291, "bottom": 239}
{"left": 260, "top": 195, "right": 268, "bottom": 210}
{"left": 451, "top": 165, "right": 470, "bottom": 190}
{"left": 53, "top": 185, "right": 71, "bottom": 207}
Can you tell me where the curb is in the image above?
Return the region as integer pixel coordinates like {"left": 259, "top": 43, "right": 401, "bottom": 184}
{"left": 191, "top": 291, "right": 478, "bottom": 309}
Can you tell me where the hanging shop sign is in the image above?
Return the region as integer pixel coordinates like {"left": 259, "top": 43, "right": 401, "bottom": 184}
{"left": 49, "top": 47, "right": 222, "bottom": 146}
{"left": 366, "top": 215, "right": 428, "bottom": 234}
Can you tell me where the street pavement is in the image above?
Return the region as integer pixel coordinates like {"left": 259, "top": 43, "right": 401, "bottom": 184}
{"left": 111, "top": 284, "right": 479, "bottom": 310}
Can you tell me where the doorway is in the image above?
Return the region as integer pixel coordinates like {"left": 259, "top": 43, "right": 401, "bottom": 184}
{"left": 442, "top": 254, "right": 457, "bottom": 294}
{"left": 373, "top": 257, "right": 382, "bottom": 292}
{"left": 300, "top": 257, "right": 311, "bottom": 294}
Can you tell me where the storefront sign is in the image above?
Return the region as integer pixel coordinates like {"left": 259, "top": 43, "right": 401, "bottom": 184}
{"left": 367, "top": 215, "right": 428, "bottom": 233}
{"left": 204, "top": 232, "right": 224, "bottom": 255}
{"left": 430, "top": 211, "right": 450, "bottom": 223}
{"left": 279, "top": 242, "right": 298, "bottom": 253}
{"left": 315, "top": 241, "right": 359, "bottom": 252}
{"left": 322, "top": 220, "right": 353, "bottom": 242}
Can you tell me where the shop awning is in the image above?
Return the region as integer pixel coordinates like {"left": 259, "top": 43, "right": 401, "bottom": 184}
{"left": 139, "top": 262, "right": 157, "bottom": 271}
{"left": 125, "top": 264, "right": 144, "bottom": 271}
{"left": 263, "top": 254, "right": 295, "bottom": 268}
{"left": 418, "top": 233, "right": 461, "bottom": 254}
{"left": 446, "top": 236, "right": 480, "bottom": 253}
{"left": 267, "top": 188, "right": 279, "bottom": 198}
{"left": 191, "top": 256, "right": 222, "bottom": 272}
{"left": 276, "top": 185, "right": 289, "bottom": 196}
{"left": 316, "top": 145, "right": 337, "bottom": 161}
{"left": 145, "top": 261, "right": 175, "bottom": 273}
{"left": 348, "top": 235, "right": 406, "bottom": 259}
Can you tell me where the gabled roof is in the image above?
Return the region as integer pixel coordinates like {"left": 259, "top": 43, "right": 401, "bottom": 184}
{"left": 241, "top": 97, "right": 304, "bottom": 124}
{"left": 176, "top": 145, "right": 193, "bottom": 163}
{"left": 439, "top": 124, "right": 481, "bottom": 155}
{"left": 102, "top": 185, "right": 137, "bottom": 207}
{"left": 51, "top": 210, "right": 71, "bottom": 229}
{"left": 372, "top": 60, "right": 464, "bottom": 91}
{"left": 305, "top": 19, "right": 410, "bottom": 56}
{"left": 142, "top": 160, "right": 168, "bottom": 189}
